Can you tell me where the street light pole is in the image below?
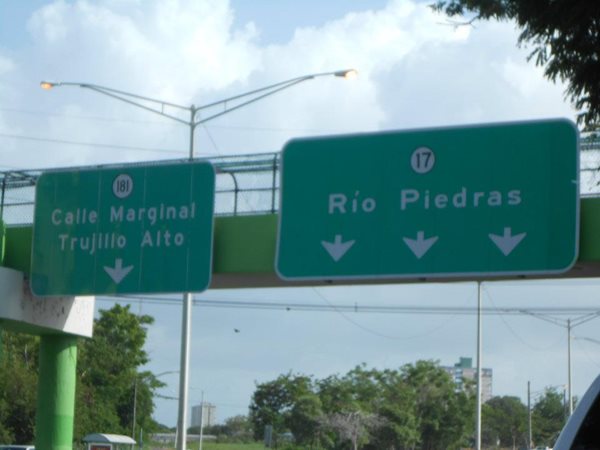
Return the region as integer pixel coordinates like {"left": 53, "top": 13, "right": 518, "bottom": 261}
{"left": 528, "top": 381, "right": 532, "bottom": 449}
{"left": 475, "top": 282, "right": 483, "bottom": 450}
{"left": 179, "top": 106, "right": 198, "bottom": 450}
{"left": 567, "top": 318, "right": 572, "bottom": 415}
{"left": 41, "top": 69, "right": 356, "bottom": 450}
{"left": 521, "top": 310, "right": 600, "bottom": 417}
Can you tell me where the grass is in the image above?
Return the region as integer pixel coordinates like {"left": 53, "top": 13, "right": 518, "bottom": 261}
{"left": 201, "top": 444, "right": 265, "bottom": 450}
{"left": 149, "top": 443, "right": 266, "bottom": 450}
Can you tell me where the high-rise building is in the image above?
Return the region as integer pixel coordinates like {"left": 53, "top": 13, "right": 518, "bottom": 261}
{"left": 443, "top": 357, "right": 493, "bottom": 402}
{"left": 191, "top": 402, "right": 217, "bottom": 428}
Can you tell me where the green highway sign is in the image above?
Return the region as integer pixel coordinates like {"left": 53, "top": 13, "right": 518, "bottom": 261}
{"left": 276, "top": 119, "right": 579, "bottom": 281}
{"left": 31, "top": 161, "right": 215, "bottom": 296}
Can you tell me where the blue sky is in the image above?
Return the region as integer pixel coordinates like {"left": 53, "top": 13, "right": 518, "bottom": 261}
{"left": 1, "top": 0, "right": 599, "bottom": 430}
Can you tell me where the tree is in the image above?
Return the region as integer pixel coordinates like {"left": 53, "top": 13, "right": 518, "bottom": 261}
{"left": 434, "top": 0, "right": 600, "bottom": 127}
{"left": 318, "top": 374, "right": 360, "bottom": 415}
{"left": 482, "top": 396, "right": 528, "bottom": 449}
{"left": 289, "top": 393, "right": 325, "bottom": 447}
{"left": 402, "top": 360, "right": 475, "bottom": 450}
{"left": 249, "top": 373, "right": 314, "bottom": 443}
{"left": 0, "top": 331, "right": 39, "bottom": 444}
{"left": 0, "top": 305, "right": 162, "bottom": 443}
{"left": 249, "top": 361, "right": 476, "bottom": 450}
{"left": 75, "top": 304, "right": 163, "bottom": 440}
{"left": 343, "top": 365, "right": 386, "bottom": 412}
{"left": 370, "top": 369, "right": 420, "bottom": 450}
{"left": 532, "top": 388, "right": 566, "bottom": 447}
{"left": 321, "top": 411, "right": 385, "bottom": 450}
{"left": 318, "top": 365, "right": 391, "bottom": 449}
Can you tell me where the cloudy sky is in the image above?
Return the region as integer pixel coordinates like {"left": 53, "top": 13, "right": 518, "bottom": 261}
{"left": 2, "top": 0, "right": 599, "bottom": 429}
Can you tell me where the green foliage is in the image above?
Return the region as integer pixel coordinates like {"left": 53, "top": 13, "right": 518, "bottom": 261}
{"left": 322, "top": 411, "right": 385, "bottom": 450}
{"left": 249, "top": 360, "right": 475, "bottom": 450}
{"left": 482, "top": 396, "right": 528, "bottom": 448}
{"left": 249, "top": 373, "right": 314, "bottom": 443}
{"left": 75, "top": 304, "right": 164, "bottom": 440}
{"left": 318, "top": 374, "right": 359, "bottom": 414}
{"left": 289, "top": 394, "right": 324, "bottom": 446}
{"left": 0, "top": 305, "right": 161, "bottom": 444}
{"left": 0, "top": 331, "right": 39, "bottom": 444}
{"left": 532, "top": 387, "right": 566, "bottom": 446}
{"left": 402, "top": 360, "right": 475, "bottom": 450}
{"left": 377, "top": 369, "right": 420, "bottom": 448}
{"left": 434, "top": 0, "right": 600, "bottom": 127}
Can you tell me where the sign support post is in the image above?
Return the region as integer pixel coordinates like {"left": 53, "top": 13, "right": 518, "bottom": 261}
{"left": 476, "top": 282, "right": 483, "bottom": 450}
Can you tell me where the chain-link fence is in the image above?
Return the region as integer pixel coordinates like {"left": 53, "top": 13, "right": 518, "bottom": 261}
{"left": 2, "top": 135, "right": 600, "bottom": 226}
{"left": 0, "top": 152, "right": 280, "bottom": 226}
{"left": 580, "top": 134, "right": 600, "bottom": 194}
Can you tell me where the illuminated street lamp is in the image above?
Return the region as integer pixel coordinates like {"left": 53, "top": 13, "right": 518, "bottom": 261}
{"left": 41, "top": 69, "right": 356, "bottom": 450}
{"left": 40, "top": 68, "right": 357, "bottom": 161}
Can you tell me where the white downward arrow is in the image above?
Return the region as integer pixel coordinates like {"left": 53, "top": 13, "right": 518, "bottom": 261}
{"left": 103, "top": 258, "right": 134, "bottom": 284}
{"left": 489, "top": 227, "right": 527, "bottom": 256}
{"left": 403, "top": 231, "right": 438, "bottom": 259}
{"left": 321, "top": 234, "right": 355, "bottom": 262}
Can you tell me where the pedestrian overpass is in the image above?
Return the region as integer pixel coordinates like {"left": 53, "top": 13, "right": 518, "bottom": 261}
{"left": 1, "top": 135, "right": 600, "bottom": 450}
{"left": 2, "top": 137, "right": 600, "bottom": 286}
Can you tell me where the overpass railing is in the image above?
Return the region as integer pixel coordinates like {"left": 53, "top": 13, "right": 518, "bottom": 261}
{"left": 1, "top": 134, "right": 600, "bottom": 226}
{"left": 0, "top": 152, "right": 279, "bottom": 225}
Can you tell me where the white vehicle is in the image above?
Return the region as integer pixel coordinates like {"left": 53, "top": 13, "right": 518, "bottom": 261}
{"left": 553, "top": 373, "right": 600, "bottom": 449}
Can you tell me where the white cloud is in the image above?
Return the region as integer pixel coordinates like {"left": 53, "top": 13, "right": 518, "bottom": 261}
{"left": 27, "top": 0, "right": 70, "bottom": 43}
{"left": 274, "top": 0, "right": 468, "bottom": 76}
{"left": 1, "top": 0, "right": 577, "bottom": 169}
{"left": 214, "top": 0, "right": 478, "bottom": 151}
{"left": 0, "top": 51, "right": 15, "bottom": 123}
{"left": 27, "top": 0, "right": 261, "bottom": 99}
{"left": 0, "top": 54, "right": 15, "bottom": 75}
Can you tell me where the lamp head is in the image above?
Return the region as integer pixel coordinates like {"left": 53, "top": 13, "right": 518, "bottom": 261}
{"left": 334, "top": 69, "right": 358, "bottom": 80}
{"left": 40, "top": 81, "right": 58, "bottom": 90}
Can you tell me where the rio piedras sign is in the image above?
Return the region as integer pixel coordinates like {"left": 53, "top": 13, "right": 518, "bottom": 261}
{"left": 276, "top": 119, "right": 579, "bottom": 281}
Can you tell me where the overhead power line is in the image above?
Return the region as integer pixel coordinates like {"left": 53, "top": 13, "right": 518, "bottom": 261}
{"left": 95, "top": 295, "right": 600, "bottom": 316}
{"left": 0, "top": 132, "right": 186, "bottom": 155}
{"left": 0, "top": 106, "right": 351, "bottom": 133}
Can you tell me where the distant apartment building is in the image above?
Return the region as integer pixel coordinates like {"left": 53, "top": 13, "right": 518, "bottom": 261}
{"left": 191, "top": 402, "right": 217, "bottom": 428}
{"left": 443, "top": 357, "right": 493, "bottom": 402}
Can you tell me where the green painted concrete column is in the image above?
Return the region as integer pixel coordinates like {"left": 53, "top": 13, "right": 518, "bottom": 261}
{"left": 36, "top": 334, "right": 78, "bottom": 450}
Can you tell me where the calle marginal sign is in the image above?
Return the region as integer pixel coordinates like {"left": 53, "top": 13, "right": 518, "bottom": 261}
{"left": 276, "top": 119, "right": 579, "bottom": 281}
{"left": 31, "top": 161, "right": 215, "bottom": 296}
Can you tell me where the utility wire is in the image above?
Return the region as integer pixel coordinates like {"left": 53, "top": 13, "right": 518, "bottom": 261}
{"left": 95, "top": 295, "right": 600, "bottom": 315}
{"left": 0, "top": 131, "right": 186, "bottom": 155}
{"left": 0, "top": 107, "right": 169, "bottom": 125}
{"left": 310, "top": 286, "right": 447, "bottom": 340}
{"left": 0, "top": 106, "right": 351, "bottom": 133}
{"left": 483, "top": 284, "right": 563, "bottom": 351}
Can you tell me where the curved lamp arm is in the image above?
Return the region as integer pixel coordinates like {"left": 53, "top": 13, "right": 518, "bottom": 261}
{"left": 40, "top": 69, "right": 357, "bottom": 127}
